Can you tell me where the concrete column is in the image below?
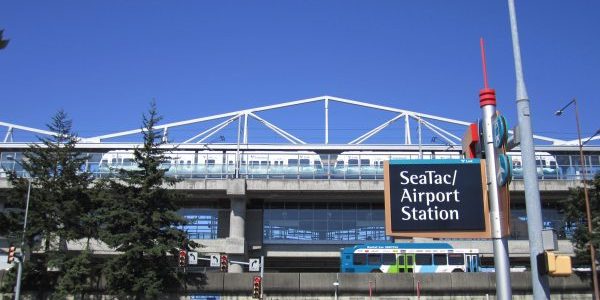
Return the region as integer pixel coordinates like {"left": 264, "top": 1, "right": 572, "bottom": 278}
{"left": 228, "top": 196, "right": 246, "bottom": 273}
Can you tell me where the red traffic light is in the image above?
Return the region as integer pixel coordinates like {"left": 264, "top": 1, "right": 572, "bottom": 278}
{"left": 220, "top": 255, "right": 228, "bottom": 272}
{"left": 252, "top": 276, "right": 262, "bottom": 299}
{"left": 178, "top": 250, "right": 187, "bottom": 267}
{"left": 7, "top": 245, "right": 16, "bottom": 264}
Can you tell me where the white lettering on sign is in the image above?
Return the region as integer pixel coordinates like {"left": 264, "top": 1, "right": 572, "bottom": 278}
{"left": 398, "top": 169, "right": 462, "bottom": 222}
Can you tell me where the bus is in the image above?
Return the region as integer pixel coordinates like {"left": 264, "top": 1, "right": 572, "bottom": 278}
{"left": 340, "top": 243, "right": 480, "bottom": 273}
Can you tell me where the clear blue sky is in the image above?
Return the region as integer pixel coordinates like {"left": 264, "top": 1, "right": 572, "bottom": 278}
{"left": 1, "top": 1, "right": 598, "bottom": 144}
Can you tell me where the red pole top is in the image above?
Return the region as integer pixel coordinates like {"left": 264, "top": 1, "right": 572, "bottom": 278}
{"left": 479, "top": 38, "right": 497, "bottom": 107}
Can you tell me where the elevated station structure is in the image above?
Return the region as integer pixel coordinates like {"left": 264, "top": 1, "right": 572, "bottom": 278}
{"left": 1, "top": 96, "right": 599, "bottom": 272}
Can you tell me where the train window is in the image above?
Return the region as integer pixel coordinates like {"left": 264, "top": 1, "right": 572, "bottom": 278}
{"left": 360, "top": 159, "right": 370, "bottom": 166}
{"left": 261, "top": 161, "right": 268, "bottom": 166}
{"left": 228, "top": 161, "right": 234, "bottom": 165}
{"left": 179, "top": 160, "right": 184, "bottom": 164}
{"left": 549, "top": 161, "right": 557, "bottom": 168}
{"left": 415, "top": 254, "right": 433, "bottom": 265}
{"left": 448, "top": 253, "right": 465, "bottom": 265}
{"left": 314, "top": 161, "right": 322, "bottom": 169}
{"left": 123, "top": 158, "right": 135, "bottom": 165}
{"left": 367, "top": 254, "right": 381, "bottom": 265}
{"left": 300, "top": 159, "right": 310, "bottom": 166}
{"left": 288, "top": 159, "right": 299, "bottom": 166}
{"left": 348, "top": 159, "right": 359, "bottom": 166}
{"left": 536, "top": 159, "right": 546, "bottom": 167}
{"left": 250, "top": 161, "right": 260, "bottom": 166}
{"left": 382, "top": 254, "right": 395, "bottom": 265}
{"left": 101, "top": 159, "right": 108, "bottom": 166}
{"left": 111, "top": 158, "right": 117, "bottom": 164}
{"left": 353, "top": 254, "right": 367, "bottom": 265}
{"left": 187, "top": 160, "right": 192, "bottom": 165}
{"left": 513, "top": 161, "right": 522, "bottom": 168}
{"left": 206, "top": 159, "right": 215, "bottom": 165}
{"left": 433, "top": 254, "right": 447, "bottom": 265}
{"left": 336, "top": 161, "right": 345, "bottom": 167}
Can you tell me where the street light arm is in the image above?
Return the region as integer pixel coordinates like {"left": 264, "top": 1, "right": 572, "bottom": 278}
{"left": 554, "top": 98, "right": 577, "bottom": 116}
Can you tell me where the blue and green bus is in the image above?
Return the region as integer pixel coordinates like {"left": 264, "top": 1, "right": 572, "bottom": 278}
{"left": 340, "top": 243, "right": 480, "bottom": 273}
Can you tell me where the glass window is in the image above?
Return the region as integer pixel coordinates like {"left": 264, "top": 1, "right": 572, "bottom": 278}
{"left": 348, "top": 159, "right": 358, "bottom": 166}
{"left": 360, "top": 159, "right": 370, "bottom": 166}
{"left": 397, "top": 255, "right": 405, "bottom": 265}
{"left": 382, "top": 254, "right": 396, "bottom": 265}
{"left": 206, "top": 159, "right": 215, "bottom": 165}
{"left": 300, "top": 159, "right": 310, "bottom": 166}
{"left": 415, "top": 254, "right": 433, "bottom": 265}
{"left": 288, "top": 159, "right": 298, "bottom": 166}
{"left": 353, "top": 254, "right": 367, "bottom": 265}
{"left": 407, "top": 255, "right": 414, "bottom": 266}
{"left": 263, "top": 201, "right": 391, "bottom": 243}
{"left": 368, "top": 254, "right": 381, "bottom": 265}
{"left": 336, "top": 161, "right": 345, "bottom": 167}
{"left": 448, "top": 254, "right": 465, "bottom": 265}
{"left": 178, "top": 209, "right": 219, "bottom": 240}
{"left": 433, "top": 254, "right": 447, "bottom": 265}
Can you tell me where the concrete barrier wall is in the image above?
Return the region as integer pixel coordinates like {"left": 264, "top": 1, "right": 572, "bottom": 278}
{"left": 0, "top": 270, "right": 593, "bottom": 298}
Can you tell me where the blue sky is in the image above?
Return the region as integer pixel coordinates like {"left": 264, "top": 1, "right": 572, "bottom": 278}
{"left": 1, "top": 1, "right": 598, "bottom": 144}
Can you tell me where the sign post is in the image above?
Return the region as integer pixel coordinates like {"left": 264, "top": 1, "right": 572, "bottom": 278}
{"left": 478, "top": 38, "right": 512, "bottom": 300}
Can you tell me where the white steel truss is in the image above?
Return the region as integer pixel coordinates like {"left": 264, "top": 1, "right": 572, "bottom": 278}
{"left": 0, "top": 95, "right": 583, "bottom": 148}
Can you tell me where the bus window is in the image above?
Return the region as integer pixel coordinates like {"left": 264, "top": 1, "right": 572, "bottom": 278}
{"left": 368, "top": 254, "right": 381, "bottom": 265}
{"left": 353, "top": 254, "right": 367, "bottom": 265}
{"left": 448, "top": 253, "right": 465, "bottom": 265}
{"left": 433, "top": 254, "right": 447, "bottom": 265}
{"left": 397, "top": 255, "right": 404, "bottom": 265}
{"left": 415, "top": 254, "right": 432, "bottom": 265}
{"left": 407, "top": 255, "right": 414, "bottom": 266}
{"left": 382, "top": 254, "right": 395, "bottom": 265}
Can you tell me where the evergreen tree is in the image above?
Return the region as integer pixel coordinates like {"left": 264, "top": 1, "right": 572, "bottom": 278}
{"left": 98, "top": 102, "right": 191, "bottom": 298}
{"left": 0, "top": 111, "right": 100, "bottom": 297}
{"left": 561, "top": 174, "right": 600, "bottom": 263}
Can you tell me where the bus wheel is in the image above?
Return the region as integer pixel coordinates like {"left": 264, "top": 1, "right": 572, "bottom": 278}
{"left": 452, "top": 269, "right": 464, "bottom": 273}
{"left": 371, "top": 269, "right": 382, "bottom": 273}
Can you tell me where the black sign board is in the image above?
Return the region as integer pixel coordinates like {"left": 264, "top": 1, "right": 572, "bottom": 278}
{"left": 384, "top": 159, "right": 491, "bottom": 238}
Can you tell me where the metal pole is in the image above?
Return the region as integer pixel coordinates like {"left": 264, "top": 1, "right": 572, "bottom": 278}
{"left": 481, "top": 103, "right": 512, "bottom": 300}
{"left": 418, "top": 118, "right": 423, "bottom": 159}
{"left": 235, "top": 116, "right": 241, "bottom": 179}
{"left": 260, "top": 255, "right": 264, "bottom": 300}
{"left": 574, "top": 100, "right": 599, "bottom": 300}
{"left": 15, "top": 179, "right": 31, "bottom": 300}
{"left": 479, "top": 38, "right": 511, "bottom": 300}
{"left": 325, "top": 98, "right": 329, "bottom": 144}
{"left": 507, "top": 0, "right": 550, "bottom": 298}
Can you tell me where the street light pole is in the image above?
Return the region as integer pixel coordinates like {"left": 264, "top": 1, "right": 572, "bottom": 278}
{"left": 555, "top": 98, "right": 599, "bottom": 300}
{"left": 14, "top": 178, "right": 31, "bottom": 300}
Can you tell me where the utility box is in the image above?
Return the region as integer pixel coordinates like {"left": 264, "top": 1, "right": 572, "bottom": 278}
{"left": 542, "top": 229, "right": 558, "bottom": 251}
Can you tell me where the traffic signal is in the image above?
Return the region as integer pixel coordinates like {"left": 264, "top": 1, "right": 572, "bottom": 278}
{"left": 537, "top": 251, "right": 572, "bottom": 277}
{"left": 7, "top": 245, "right": 16, "bottom": 264}
{"left": 178, "top": 250, "right": 187, "bottom": 267}
{"left": 220, "top": 254, "right": 228, "bottom": 272}
{"left": 252, "top": 276, "right": 262, "bottom": 299}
